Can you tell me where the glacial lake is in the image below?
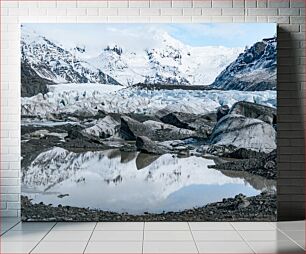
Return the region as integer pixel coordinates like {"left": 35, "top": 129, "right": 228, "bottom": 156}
{"left": 22, "top": 148, "right": 276, "bottom": 215}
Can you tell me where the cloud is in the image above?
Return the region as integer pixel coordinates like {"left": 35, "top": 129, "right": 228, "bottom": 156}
{"left": 22, "top": 23, "right": 276, "bottom": 57}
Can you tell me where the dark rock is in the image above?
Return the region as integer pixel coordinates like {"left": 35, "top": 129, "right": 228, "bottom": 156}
{"left": 64, "top": 129, "right": 110, "bottom": 150}
{"left": 229, "top": 101, "right": 276, "bottom": 125}
{"left": 210, "top": 114, "right": 276, "bottom": 153}
{"left": 160, "top": 112, "right": 216, "bottom": 137}
{"left": 127, "top": 113, "right": 160, "bottom": 123}
{"left": 67, "top": 129, "right": 84, "bottom": 140}
{"left": 136, "top": 136, "right": 171, "bottom": 154}
{"left": 57, "top": 194, "right": 69, "bottom": 198}
{"left": 206, "top": 145, "right": 267, "bottom": 159}
{"left": 120, "top": 116, "right": 197, "bottom": 142}
{"left": 21, "top": 61, "right": 52, "bottom": 97}
{"left": 217, "top": 105, "right": 230, "bottom": 121}
{"left": 119, "top": 143, "right": 137, "bottom": 152}
{"left": 209, "top": 150, "right": 277, "bottom": 179}
{"left": 120, "top": 116, "right": 149, "bottom": 140}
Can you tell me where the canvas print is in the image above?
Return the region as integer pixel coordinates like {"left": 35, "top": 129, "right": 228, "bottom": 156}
{"left": 21, "top": 24, "right": 277, "bottom": 221}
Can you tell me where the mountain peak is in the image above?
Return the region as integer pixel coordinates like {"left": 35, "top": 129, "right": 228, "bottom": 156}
{"left": 210, "top": 37, "right": 276, "bottom": 91}
{"left": 21, "top": 28, "right": 121, "bottom": 87}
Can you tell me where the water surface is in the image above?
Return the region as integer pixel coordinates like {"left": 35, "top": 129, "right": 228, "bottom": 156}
{"left": 22, "top": 148, "right": 276, "bottom": 215}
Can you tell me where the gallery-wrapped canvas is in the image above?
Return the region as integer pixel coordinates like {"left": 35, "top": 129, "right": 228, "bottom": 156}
{"left": 21, "top": 24, "right": 277, "bottom": 221}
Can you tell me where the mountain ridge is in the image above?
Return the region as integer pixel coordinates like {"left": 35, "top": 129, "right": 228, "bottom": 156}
{"left": 210, "top": 37, "right": 277, "bottom": 91}
{"left": 21, "top": 28, "right": 121, "bottom": 87}
{"left": 21, "top": 27, "right": 243, "bottom": 90}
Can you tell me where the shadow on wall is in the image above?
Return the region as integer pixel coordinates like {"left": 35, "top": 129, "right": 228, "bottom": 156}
{"left": 277, "top": 26, "right": 305, "bottom": 221}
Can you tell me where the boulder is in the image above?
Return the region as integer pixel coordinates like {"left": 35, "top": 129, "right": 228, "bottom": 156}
{"left": 160, "top": 112, "right": 216, "bottom": 137}
{"left": 64, "top": 129, "right": 109, "bottom": 150}
{"left": 120, "top": 116, "right": 152, "bottom": 140}
{"left": 229, "top": 101, "right": 276, "bottom": 125}
{"left": 136, "top": 136, "right": 171, "bottom": 154}
{"left": 206, "top": 145, "right": 267, "bottom": 159}
{"left": 217, "top": 105, "right": 230, "bottom": 121}
{"left": 208, "top": 150, "right": 277, "bottom": 179}
{"left": 82, "top": 115, "right": 120, "bottom": 139}
{"left": 210, "top": 114, "right": 276, "bottom": 153}
{"left": 120, "top": 116, "right": 197, "bottom": 141}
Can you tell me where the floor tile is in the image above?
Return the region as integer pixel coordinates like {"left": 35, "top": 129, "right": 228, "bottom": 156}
{"left": 52, "top": 222, "right": 96, "bottom": 231}
{"left": 85, "top": 241, "right": 142, "bottom": 253}
{"left": 143, "top": 241, "right": 198, "bottom": 253}
{"left": 32, "top": 241, "right": 87, "bottom": 253}
{"left": 145, "top": 222, "right": 189, "bottom": 231}
{"left": 276, "top": 221, "right": 305, "bottom": 231}
{"left": 95, "top": 222, "right": 144, "bottom": 231}
{"left": 0, "top": 241, "right": 37, "bottom": 253}
{"left": 282, "top": 230, "right": 305, "bottom": 249}
{"left": 231, "top": 222, "right": 276, "bottom": 231}
{"left": 90, "top": 230, "right": 143, "bottom": 241}
{"left": 42, "top": 230, "right": 92, "bottom": 242}
{"left": 1, "top": 230, "right": 47, "bottom": 242}
{"left": 1, "top": 218, "right": 21, "bottom": 224}
{"left": 197, "top": 241, "right": 253, "bottom": 253}
{"left": 144, "top": 230, "right": 193, "bottom": 241}
{"left": 1, "top": 221, "right": 21, "bottom": 234}
{"left": 239, "top": 230, "right": 291, "bottom": 241}
{"left": 11, "top": 222, "right": 55, "bottom": 231}
{"left": 248, "top": 240, "right": 305, "bottom": 253}
{"left": 189, "top": 222, "right": 234, "bottom": 231}
{"left": 192, "top": 230, "right": 243, "bottom": 241}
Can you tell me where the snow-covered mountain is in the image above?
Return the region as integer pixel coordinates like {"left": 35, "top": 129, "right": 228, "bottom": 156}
{"left": 21, "top": 27, "right": 243, "bottom": 89}
{"left": 89, "top": 31, "right": 243, "bottom": 86}
{"left": 21, "top": 27, "right": 121, "bottom": 86}
{"left": 210, "top": 37, "right": 277, "bottom": 91}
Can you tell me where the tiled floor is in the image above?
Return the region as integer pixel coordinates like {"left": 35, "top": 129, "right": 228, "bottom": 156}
{"left": 0, "top": 218, "right": 304, "bottom": 253}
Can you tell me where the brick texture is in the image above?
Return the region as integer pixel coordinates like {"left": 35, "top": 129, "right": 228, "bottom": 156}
{"left": 0, "top": 0, "right": 305, "bottom": 220}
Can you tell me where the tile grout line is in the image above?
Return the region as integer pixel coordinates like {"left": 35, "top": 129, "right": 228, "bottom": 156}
{"left": 141, "top": 222, "right": 145, "bottom": 254}
{"left": 229, "top": 222, "right": 256, "bottom": 254}
{"left": 187, "top": 222, "right": 200, "bottom": 254}
{"left": 29, "top": 222, "right": 58, "bottom": 254}
{"left": 83, "top": 222, "right": 98, "bottom": 254}
{"left": 276, "top": 227, "right": 306, "bottom": 251}
{"left": 269, "top": 222, "right": 278, "bottom": 229}
{"left": 0, "top": 220, "right": 21, "bottom": 236}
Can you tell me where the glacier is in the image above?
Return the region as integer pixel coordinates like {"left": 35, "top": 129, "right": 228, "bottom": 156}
{"left": 22, "top": 84, "right": 276, "bottom": 118}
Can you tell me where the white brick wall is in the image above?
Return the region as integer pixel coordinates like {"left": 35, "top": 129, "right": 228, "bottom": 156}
{"left": 0, "top": 0, "right": 305, "bottom": 219}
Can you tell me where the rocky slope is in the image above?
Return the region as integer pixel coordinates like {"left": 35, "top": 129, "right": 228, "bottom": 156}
{"left": 210, "top": 37, "right": 276, "bottom": 91}
{"left": 21, "top": 61, "right": 53, "bottom": 97}
{"left": 21, "top": 27, "right": 121, "bottom": 90}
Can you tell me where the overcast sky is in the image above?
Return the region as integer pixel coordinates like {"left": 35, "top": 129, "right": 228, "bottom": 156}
{"left": 22, "top": 23, "right": 276, "bottom": 56}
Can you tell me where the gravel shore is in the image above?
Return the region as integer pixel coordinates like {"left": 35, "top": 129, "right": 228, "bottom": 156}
{"left": 22, "top": 192, "right": 276, "bottom": 222}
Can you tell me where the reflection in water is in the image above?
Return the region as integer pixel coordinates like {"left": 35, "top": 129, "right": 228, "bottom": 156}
{"left": 22, "top": 147, "right": 276, "bottom": 215}
{"left": 120, "top": 151, "right": 137, "bottom": 164}
{"left": 136, "top": 153, "right": 161, "bottom": 170}
{"left": 210, "top": 155, "right": 276, "bottom": 191}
